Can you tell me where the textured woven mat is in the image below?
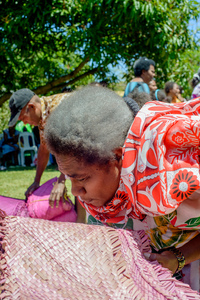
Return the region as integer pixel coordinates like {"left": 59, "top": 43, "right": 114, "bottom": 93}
{"left": 0, "top": 213, "right": 199, "bottom": 299}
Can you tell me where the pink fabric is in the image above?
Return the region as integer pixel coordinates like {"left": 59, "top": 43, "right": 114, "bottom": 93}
{"left": 0, "top": 178, "right": 77, "bottom": 222}
{"left": 27, "top": 177, "right": 76, "bottom": 221}
{"left": 0, "top": 194, "right": 77, "bottom": 222}
{"left": 51, "top": 210, "right": 77, "bottom": 222}
{"left": 0, "top": 195, "right": 29, "bottom": 217}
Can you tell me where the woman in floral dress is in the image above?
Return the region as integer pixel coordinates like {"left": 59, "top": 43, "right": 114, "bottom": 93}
{"left": 45, "top": 85, "right": 200, "bottom": 291}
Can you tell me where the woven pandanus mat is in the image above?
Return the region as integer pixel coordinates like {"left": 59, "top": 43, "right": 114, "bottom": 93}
{"left": 0, "top": 214, "right": 199, "bottom": 300}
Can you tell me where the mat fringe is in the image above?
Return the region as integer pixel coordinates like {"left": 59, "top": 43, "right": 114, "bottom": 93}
{"left": 119, "top": 229, "right": 200, "bottom": 299}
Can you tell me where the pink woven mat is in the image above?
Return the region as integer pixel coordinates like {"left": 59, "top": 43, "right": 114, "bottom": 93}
{"left": 0, "top": 213, "right": 199, "bottom": 299}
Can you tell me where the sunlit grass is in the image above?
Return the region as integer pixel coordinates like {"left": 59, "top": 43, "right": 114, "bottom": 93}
{"left": 0, "top": 165, "right": 74, "bottom": 201}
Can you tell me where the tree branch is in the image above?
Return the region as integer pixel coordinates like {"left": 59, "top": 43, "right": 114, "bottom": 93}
{"left": 0, "top": 58, "right": 90, "bottom": 106}
{"left": 49, "top": 67, "right": 99, "bottom": 93}
{"left": 0, "top": 93, "right": 12, "bottom": 107}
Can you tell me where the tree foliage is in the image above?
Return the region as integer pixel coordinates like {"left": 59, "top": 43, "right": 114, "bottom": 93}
{"left": 0, "top": 0, "right": 199, "bottom": 105}
{"left": 160, "top": 48, "right": 200, "bottom": 98}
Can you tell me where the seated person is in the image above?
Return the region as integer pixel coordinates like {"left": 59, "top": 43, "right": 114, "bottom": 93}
{"left": 1, "top": 126, "right": 20, "bottom": 169}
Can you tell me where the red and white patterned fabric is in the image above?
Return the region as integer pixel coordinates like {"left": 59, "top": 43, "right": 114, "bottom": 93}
{"left": 79, "top": 98, "right": 200, "bottom": 226}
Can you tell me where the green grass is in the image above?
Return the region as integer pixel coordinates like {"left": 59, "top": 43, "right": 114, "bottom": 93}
{"left": 0, "top": 165, "right": 74, "bottom": 201}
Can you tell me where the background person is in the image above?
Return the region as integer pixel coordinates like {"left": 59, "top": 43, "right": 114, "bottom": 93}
{"left": 148, "top": 79, "right": 157, "bottom": 91}
{"left": 124, "top": 57, "right": 156, "bottom": 97}
{"left": 164, "top": 81, "right": 185, "bottom": 103}
{"left": 89, "top": 81, "right": 108, "bottom": 87}
{"left": 0, "top": 125, "right": 20, "bottom": 170}
{"left": 191, "top": 68, "right": 200, "bottom": 99}
{"left": 8, "top": 88, "right": 69, "bottom": 205}
{"left": 125, "top": 89, "right": 151, "bottom": 110}
{"left": 8, "top": 88, "right": 86, "bottom": 223}
{"left": 150, "top": 89, "right": 169, "bottom": 102}
{"left": 61, "top": 86, "right": 74, "bottom": 93}
{"left": 44, "top": 85, "right": 200, "bottom": 290}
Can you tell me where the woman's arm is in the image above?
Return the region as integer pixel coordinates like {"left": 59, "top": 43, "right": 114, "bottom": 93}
{"left": 144, "top": 233, "right": 200, "bottom": 274}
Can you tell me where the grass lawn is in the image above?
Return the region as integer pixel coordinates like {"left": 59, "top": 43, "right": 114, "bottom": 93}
{"left": 0, "top": 165, "right": 74, "bottom": 200}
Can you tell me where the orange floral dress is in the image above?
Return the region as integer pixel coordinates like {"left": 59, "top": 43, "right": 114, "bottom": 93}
{"left": 80, "top": 98, "right": 200, "bottom": 235}
{"left": 81, "top": 98, "right": 200, "bottom": 291}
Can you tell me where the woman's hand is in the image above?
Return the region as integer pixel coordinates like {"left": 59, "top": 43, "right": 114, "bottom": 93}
{"left": 143, "top": 251, "right": 178, "bottom": 274}
{"left": 144, "top": 234, "right": 200, "bottom": 275}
